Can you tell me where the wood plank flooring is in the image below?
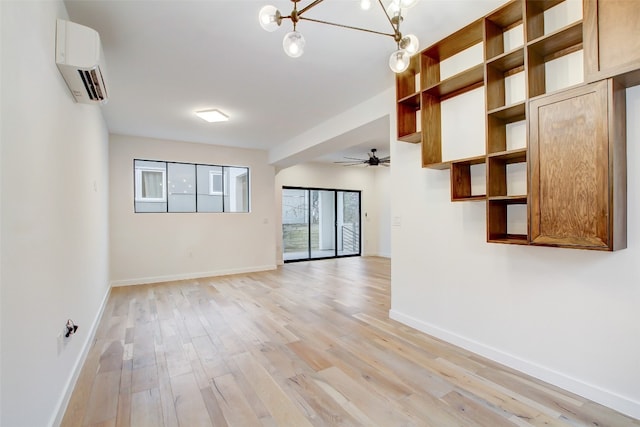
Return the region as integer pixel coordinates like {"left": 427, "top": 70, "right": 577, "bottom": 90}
{"left": 61, "top": 257, "right": 639, "bottom": 426}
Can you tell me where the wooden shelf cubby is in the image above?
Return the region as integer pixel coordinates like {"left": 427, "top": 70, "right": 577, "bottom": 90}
{"left": 487, "top": 148, "right": 527, "bottom": 197}
{"left": 484, "top": 0, "right": 524, "bottom": 61}
{"left": 420, "top": 19, "right": 484, "bottom": 169}
{"left": 450, "top": 155, "right": 486, "bottom": 202}
{"left": 526, "top": 21, "right": 584, "bottom": 98}
{"left": 395, "top": 55, "right": 421, "bottom": 143}
{"left": 486, "top": 48, "right": 525, "bottom": 111}
{"left": 486, "top": 105, "right": 525, "bottom": 162}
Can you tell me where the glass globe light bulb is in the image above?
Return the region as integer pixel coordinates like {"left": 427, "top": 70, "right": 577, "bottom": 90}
{"left": 400, "top": 34, "right": 419, "bottom": 55}
{"left": 399, "top": 0, "right": 419, "bottom": 8}
{"left": 283, "top": 31, "right": 305, "bottom": 58}
{"left": 389, "top": 49, "right": 410, "bottom": 73}
{"left": 259, "top": 5, "right": 281, "bottom": 32}
{"left": 360, "top": 0, "right": 371, "bottom": 10}
{"left": 386, "top": 1, "right": 401, "bottom": 17}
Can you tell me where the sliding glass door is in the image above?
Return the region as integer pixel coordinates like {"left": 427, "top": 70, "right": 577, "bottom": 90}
{"left": 310, "top": 190, "right": 336, "bottom": 259}
{"left": 282, "top": 187, "right": 361, "bottom": 262}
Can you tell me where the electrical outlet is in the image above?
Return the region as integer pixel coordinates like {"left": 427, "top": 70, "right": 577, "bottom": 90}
{"left": 58, "top": 319, "right": 78, "bottom": 355}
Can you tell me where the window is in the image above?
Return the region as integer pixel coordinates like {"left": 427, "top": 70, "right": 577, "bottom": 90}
{"left": 209, "top": 170, "right": 222, "bottom": 195}
{"left": 134, "top": 159, "right": 250, "bottom": 213}
{"left": 134, "top": 160, "right": 167, "bottom": 213}
{"left": 137, "top": 169, "right": 165, "bottom": 200}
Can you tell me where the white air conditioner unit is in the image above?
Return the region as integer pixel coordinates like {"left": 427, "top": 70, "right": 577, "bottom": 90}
{"left": 55, "top": 19, "right": 109, "bottom": 105}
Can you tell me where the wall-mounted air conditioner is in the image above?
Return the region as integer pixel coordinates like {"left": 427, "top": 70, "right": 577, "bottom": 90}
{"left": 55, "top": 19, "right": 109, "bottom": 105}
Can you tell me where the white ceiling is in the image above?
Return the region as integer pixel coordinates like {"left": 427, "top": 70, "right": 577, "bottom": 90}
{"left": 64, "top": 0, "right": 505, "bottom": 164}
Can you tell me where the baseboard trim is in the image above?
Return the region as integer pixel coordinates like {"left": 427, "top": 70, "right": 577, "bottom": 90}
{"left": 389, "top": 309, "right": 640, "bottom": 420}
{"left": 51, "top": 284, "right": 112, "bottom": 427}
{"left": 110, "top": 264, "right": 278, "bottom": 287}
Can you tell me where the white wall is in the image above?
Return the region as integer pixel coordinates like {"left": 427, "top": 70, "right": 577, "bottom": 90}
{"left": 109, "top": 134, "right": 277, "bottom": 285}
{"left": 275, "top": 162, "right": 391, "bottom": 263}
{"left": 390, "top": 85, "right": 640, "bottom": 419}
{"left": 0, "top": 0, "right": 4, "bottom": 422}
{"left": 374, "top": 166, "right": 391, "bottom": 258}
{"left": 0, "top": 2, "right": 111, "bottom": 426}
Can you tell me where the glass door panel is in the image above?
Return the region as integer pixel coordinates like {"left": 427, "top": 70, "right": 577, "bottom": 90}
{"left": 310, "top": 190, "right": 336, "bottom": 259}
{"left": 282, "top": 188, "right": 309, "bottom": 261}
{"left": 338, "top": 191, "right": 361, "bottom": 256}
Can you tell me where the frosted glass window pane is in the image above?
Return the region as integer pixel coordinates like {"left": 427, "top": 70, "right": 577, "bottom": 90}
{"left": 168, "top": 163, "right": 196, "bottom": 213}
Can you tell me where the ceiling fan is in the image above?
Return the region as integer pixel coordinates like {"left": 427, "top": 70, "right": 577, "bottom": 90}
{"left": 335, "top": 148, "right": 391, "bottom": 167}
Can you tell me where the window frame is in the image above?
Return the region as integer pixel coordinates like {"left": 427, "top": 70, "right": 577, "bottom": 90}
{"left": 133, "top": 159, "right": 251, "bottom": 213}
{"left": 208, "top": 170, "right": 223, "bottom": 196}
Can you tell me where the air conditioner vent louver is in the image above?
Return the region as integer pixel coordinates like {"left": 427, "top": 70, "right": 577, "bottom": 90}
{"left": 78, "top": 69, "right": 106, "bottom": 102}
{"left": 56, "top": 19, "right": 109, "bottom": 105}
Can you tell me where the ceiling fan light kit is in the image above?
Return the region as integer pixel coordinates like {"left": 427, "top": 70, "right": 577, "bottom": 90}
{"left": 258, "top": 0, "right": 420, "bottom": 73}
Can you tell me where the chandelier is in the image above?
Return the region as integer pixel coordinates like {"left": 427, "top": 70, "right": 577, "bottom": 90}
{"left": 258, "top": 0, "right": 420, "bottom": 73}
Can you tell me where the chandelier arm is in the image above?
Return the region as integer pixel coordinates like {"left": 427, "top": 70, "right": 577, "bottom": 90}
{"left": 297, "top": 0, "right": 326, "bottom": 16}
{"left": 377, "top": 0, "right": 401, "bottom": 38}
{"left": 378, "top": 0, "right": 395, "bottom": 28}
{"left": 298, "top": 16, "right": 396, "bottom": 38}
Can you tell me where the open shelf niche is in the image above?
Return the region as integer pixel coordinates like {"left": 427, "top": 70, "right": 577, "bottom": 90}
{"left": 396, "top": 55, "right": 421, "bottom": 143}
{"left": 420, "top": 19, "right": 485, "bottom": 170}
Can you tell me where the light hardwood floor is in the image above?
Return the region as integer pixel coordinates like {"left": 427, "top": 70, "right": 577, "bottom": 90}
{"left": 62, "top": 257, "right": 639, "bottom": 426}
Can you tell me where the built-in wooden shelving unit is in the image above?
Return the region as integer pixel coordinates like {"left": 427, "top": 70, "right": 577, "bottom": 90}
{"left": 395, "top": 0, "right": 639, "bottom": 251}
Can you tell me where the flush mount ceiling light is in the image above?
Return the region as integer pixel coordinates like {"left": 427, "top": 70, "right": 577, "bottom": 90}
{"left": 195, "top": 109, "right": 229, "bottom": 123}
{"left": 259, "top": 0, "right": 420, "bottom": 73}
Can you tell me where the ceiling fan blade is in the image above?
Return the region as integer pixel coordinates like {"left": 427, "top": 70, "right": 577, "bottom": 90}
{"left": 333, "top": 149, "right": 390, "bottom": 167}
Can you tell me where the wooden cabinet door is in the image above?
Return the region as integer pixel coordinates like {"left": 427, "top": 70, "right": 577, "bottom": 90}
{"left": 529, "top": 80, "right": 626, "bottom": 250}
{"left": 584, "top": 0, "right": 640, "bottom": 87}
